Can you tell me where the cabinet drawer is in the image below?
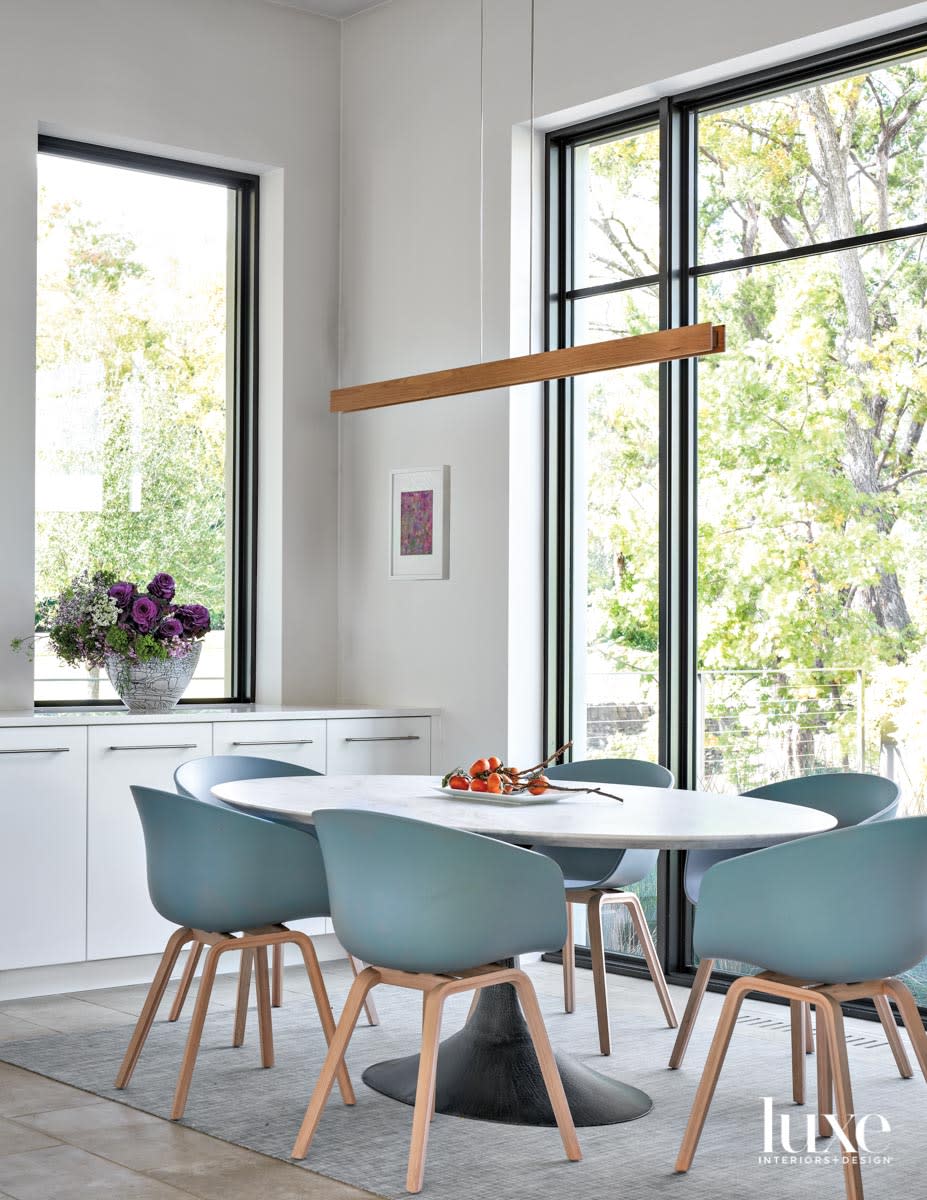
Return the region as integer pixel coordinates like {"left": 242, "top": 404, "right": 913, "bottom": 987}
{"left": 87, "top": 723, "right": 212, "bottom": 960}
{"left": 212, "top": 720, "right": 326, "bottom": 774}
{"left": 326, "top": 717, "right": 430, "bottom": 775}
{"left": 0, "top": 727, "right": 87, "bottom": 969}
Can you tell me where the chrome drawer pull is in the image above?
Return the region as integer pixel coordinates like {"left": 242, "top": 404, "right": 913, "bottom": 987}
{"left": 230, "top": 739, "right": 314, "bottom": 747}
{"left": 0, "top": 746, "right": 70, "bottom": 755}
{"left": 107, "top": 743, "right": 198, "bottom": 752}
{"left": 344, "top": 735, "right": 421, "bottom": 743}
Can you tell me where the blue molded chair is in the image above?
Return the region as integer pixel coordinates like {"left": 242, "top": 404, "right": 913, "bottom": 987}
{"left": 675, "top": 817, "right": 927, "bottom": 1200}
{"left": 670, "top": 771, "right": 899, "bottom": 1071}
{"left": 291, "top": 809, "right": 581, "bottom": 1193}
{"left": 174, "top": 755, "right": 317, "bottom": 1012}
{"left": 115, "top": 785, "right": 354, "bottom": 1121}
{"left": 175, "top": 758, "right": 379, "bottom": 1022}
{"left": 537, "top": 758, "right": 677, "bottom": 1054}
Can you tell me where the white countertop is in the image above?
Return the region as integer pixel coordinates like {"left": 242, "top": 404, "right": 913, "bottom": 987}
{"left": 214, "top": 773, "right": 838, "bottom": 851}
{"left": 0, "top": 705, "right": 439, "bottom": 728}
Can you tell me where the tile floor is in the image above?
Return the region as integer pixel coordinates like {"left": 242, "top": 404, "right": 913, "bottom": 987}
{"left": 0, "top": 958, "right": 892, "bottom": 1199}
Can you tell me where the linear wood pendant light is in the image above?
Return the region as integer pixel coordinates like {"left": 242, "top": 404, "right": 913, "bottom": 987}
{"left": 331, "top": 5, "right": 726, "bottom": 417}
{"left": 330, "top": 323, "right": 726, "bottom": 413}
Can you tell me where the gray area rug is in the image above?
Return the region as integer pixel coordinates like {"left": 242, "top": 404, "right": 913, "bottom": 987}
{"left": 2, "top": 961, "right": 925, "bottom": 1200}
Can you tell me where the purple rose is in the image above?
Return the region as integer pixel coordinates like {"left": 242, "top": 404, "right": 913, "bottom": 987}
{"left": 130, "top": 595, "right": 160, "bottom": 633}
{"left": 159, "top": 617, "right": 184, "bottom": 639}
{"left": 175, "top": 603, "right": 211, "bottom": 635}
{"left": 108, "top": 581, "right": 136, "bottom": 609}
{"left": 147, "top": 573, "right": 176, "bottom": 602}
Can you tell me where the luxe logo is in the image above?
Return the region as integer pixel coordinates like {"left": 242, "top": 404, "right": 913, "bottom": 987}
{"left": 759, "top": 1097, "right": 892, "bottom": 1166}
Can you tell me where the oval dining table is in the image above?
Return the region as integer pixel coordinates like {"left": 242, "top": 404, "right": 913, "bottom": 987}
{"left": 213, "top": 773, "right": 836, "bottom": 1129}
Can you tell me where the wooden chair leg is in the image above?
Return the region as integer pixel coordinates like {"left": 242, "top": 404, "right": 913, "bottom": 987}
{"left": 254, "top": 946, "right": 275, "bottom": 1068}
{"left": 675, "top": 976, "right": 751, "bottom": 1172}
{"left": 804, "top": 1002, "right": 814, "bottom": 1054}
{"left": 291, "top": 968, "right": 378, "bottom": 1158}
{"left": 289, "top": 932, "right": 355, "bottom": 1105}
{"left": 406, "top": 987, "right": 446, "bottom": 1194}
{"left": 882, "top": 978, "right": 927, "bottom": 1082}
{"left": 233, "top": 948, "right": 253, "bottom": 1048}
{"left": 620, "top": 892, "right": 678, "bottom": 1028}
{"left": 669, "top": 956, "right": 715, "bottom": 1069}
{"left": 349, "top": 953, "right": 380, "bottom": 1026}
{"left": 587, "top": 892, "right": 611, "bottom": 1055}
{"left": 816, "top": 1016, "right": 832, "bottom": 1139}
{"left": 116, "top": 927, "right": 193, "bottom": 1089}
{"left": 171, "top": 940, "right": 227, "bottom": 1119}
{"left": 168, "top": 941, "right": 203, "bottom": 1023}
{"left": 817, "top": 995, "right": 863, "bottom": 1200}
{"left": 790, "top": 999, "right": 806, "bottom": 1104}
{"left": 562, "top": 901, "right": 575, "bottom": 1014}
{"left": 873, "top": 992, "right": 912, "bottom": 1079}
{"left": 272, "top": 943, "right": 284, "bottom": 1008}
{"left": 512, "top": 974, "right": 582, "bottom": 1163}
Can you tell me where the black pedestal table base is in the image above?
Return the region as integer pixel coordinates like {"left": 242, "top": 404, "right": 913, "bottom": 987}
{"left": 361, "top": 981, "right": 653, "bottom": 1127}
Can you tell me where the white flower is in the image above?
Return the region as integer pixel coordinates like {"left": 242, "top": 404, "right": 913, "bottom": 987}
{"left": 88, "top": 594, "right": 120, "bottom": 629}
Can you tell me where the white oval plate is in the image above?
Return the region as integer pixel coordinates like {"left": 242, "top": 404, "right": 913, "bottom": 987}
{"left": 433, "top": 785, "right": 566, "bottom": 806}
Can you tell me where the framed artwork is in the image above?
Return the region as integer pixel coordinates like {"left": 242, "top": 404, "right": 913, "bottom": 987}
{"left": 389, "top": 466, "right": 450, "bottom": 580}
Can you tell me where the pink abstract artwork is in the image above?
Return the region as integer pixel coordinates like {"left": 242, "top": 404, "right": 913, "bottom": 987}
{"left": 400, "top": 489, "right": 434, "bottom": 556}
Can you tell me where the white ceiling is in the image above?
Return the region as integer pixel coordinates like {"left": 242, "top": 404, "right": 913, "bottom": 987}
{"left": 266, "top": 0, "right": 387, "bottom": 18}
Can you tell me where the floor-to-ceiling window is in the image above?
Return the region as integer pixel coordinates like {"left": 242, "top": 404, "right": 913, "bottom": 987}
{"left": 34, "top": 140, "right": 257, "bottom": 703}
{"left": 547, "top": 26, "right": 927, "bottom": 1003}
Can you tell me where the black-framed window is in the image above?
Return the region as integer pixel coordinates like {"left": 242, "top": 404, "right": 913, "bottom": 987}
{"left": 547, "top": 24, "right": 927, "bottom": 1011}
{"left": 34, "top": 138, "right": 258, "bottom": 705}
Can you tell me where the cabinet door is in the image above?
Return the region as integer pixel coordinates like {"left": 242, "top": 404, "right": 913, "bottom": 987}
{"left": 87, "top": 723, "right": 212, "bottom": 960}
{"left": 326, "top": 717, "right": 431, "bottom": 775}
{"left": 212, "top": 720, "right": 326, "bottom": 774}
{"left": 0, "top": 727, "right": 87, "bottom": 969}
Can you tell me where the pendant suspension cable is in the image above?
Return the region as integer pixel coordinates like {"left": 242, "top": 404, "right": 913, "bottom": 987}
{"left": 479, "top": 0, "right": 485, "bottom": 363}
{"left": 528, "top": 0, "right": 535, "bottom": 356}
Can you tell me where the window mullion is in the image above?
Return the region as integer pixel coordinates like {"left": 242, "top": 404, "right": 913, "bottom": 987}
{"left": 657, "top": 98, "right": 699, "bottom": 977}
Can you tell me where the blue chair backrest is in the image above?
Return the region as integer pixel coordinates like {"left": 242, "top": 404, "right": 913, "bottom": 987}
{"left": 542, "top": 758, "right": 674, "bottom": 888}
{"left": 744, "top": 771, "right": 899, "bottom": 826}
{"left": 695, "top": 815, "right": 927, "bottom": 982}
{"left": 175, "top": 753, "right": 319, "bottom": 800}
{"left": 175, "top": 754, "right": 320, "bottom": 833}
{"left": 131, "top": 785, "right": 330, "bottom": 932}
{"left": 313, "top": 808, "right": 568, "bottom": 975}
{"left": 684, "top": 770, "right": 899, "bottom": 905}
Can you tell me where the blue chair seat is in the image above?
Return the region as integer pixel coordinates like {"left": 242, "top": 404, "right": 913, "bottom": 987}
{"left": 534, "top": 758, "right": 677, "bottom": 1053}
{"left": 114, "top": 783, "right": 353, "bottom": 1122}
{"left": 676, "top": 817, "right": 927, "bottom": 1200}
{"left": 290, "top": 809, "right": 581, "bottom": 1192}
{"left": 671, "top": 770, "right": 900, "bottom": 1072}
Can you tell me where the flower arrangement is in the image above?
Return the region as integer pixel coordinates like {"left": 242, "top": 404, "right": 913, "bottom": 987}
{"left": 14, "top": 570, "right": 211, "bottom": 668}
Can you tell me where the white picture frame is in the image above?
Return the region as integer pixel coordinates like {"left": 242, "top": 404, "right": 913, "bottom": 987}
{"left": 389, "top": 466, "right": 450, "bottom": 580}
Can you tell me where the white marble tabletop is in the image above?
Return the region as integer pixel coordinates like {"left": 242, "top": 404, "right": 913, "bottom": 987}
{"left": 213, "top": 774, "right": 837, "bottom": 850}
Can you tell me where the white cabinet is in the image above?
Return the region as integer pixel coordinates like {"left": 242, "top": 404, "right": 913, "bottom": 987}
{"left": 0, "top": 708, "right": 433, "bottom": 975}
{"left": 87, "top": 723, "right": 212, "bottom": 960}
{"left": 326, "top": 717, "right": 431, "bottom": 775}
{"left": 212, "top": 719, "right": 326, "bottom": 774}
{"left": 0, "top": 728, "right": 87, "bottom": 969}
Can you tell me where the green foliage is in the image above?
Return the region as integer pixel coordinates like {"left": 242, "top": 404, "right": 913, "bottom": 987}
{"left": 582, "top": 56, "right": 927, "bottom": 790}
{"left": 104, "top": 625, "right": 167, "bottom": 664}
{"left": 35, "top": 183, "right": 228, "bottom": 629}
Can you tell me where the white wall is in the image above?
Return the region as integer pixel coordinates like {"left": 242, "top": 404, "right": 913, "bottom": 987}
{"left": 337, "top": 0, "right": 927, "bottom": 769}
{"left": 0, "top": 0, "right": 341, "bottom": 709}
